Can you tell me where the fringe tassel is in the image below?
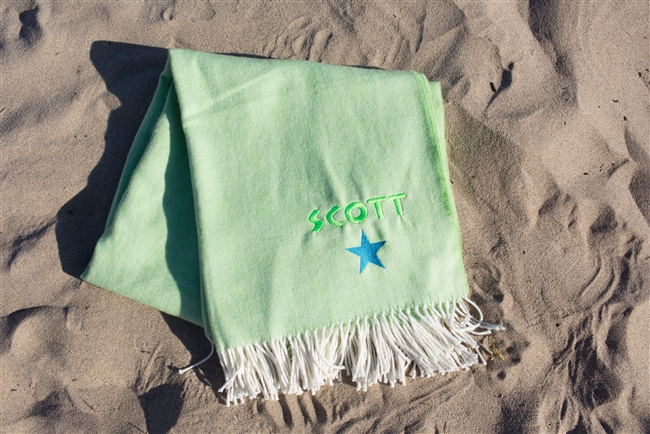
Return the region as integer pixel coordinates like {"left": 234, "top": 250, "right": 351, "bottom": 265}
{"left": 217, "top": 298, "right": 503, "bottom": 406}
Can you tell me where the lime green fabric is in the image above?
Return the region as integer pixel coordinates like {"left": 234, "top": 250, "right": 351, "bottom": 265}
{"left": 82, "top": 49, "right": 469, "bottom": 351}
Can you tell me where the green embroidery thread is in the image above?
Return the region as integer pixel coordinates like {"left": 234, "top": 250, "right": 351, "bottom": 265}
{"left": 326, "top": 205, "right": 344, "bottom": 227}
{"left": 311, "top": 193, "right": 406, "bottom": 231}
{"left": 309, "top": 210, "right": 324, "bottom": 232}
{"left": 388, "top": 193, "right": 406, "bottom": 216}
{"left": 366, "top": 196, "right": 387, "bottom": 219}
{"left": 344, "top": 202, "right": 368, "bottom": 223}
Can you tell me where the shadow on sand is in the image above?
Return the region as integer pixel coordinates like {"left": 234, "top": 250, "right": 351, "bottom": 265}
{"left": 55, "top": 42, "right": 226, "bottom": 428}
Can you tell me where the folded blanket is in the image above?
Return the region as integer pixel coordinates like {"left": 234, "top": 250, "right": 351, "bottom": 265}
{"left": 82, "top": 48, "right": 501, "bottom": 406}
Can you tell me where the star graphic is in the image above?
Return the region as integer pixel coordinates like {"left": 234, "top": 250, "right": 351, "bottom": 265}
{"left": 346, "top": 230, "right": 386, "bottom": 274}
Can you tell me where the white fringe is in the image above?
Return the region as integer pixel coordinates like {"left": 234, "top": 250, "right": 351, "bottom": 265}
{"left": 217, "top": 298, "right": 504, "bottom": 406}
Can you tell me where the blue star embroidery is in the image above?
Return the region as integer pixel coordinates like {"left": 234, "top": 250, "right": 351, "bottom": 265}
{"left": 346, "top": 230, "right": 386, "bottom": 274}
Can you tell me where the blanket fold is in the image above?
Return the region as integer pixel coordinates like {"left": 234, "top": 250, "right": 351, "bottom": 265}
{"left": 82, "top": 49, "right": 501, "bottom": 406}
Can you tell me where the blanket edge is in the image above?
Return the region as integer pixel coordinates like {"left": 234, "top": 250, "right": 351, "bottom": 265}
{"left": 214, "top": 297, "right": 503, "bottom": 406}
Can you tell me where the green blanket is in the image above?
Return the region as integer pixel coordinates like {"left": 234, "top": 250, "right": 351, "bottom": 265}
{"left": 82, "top": 49, "right": 500, "bottom": 406}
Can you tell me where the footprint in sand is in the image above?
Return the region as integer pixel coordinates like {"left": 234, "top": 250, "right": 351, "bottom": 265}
{"left": 18, "top": 6, "right": 42, "bottom": 47}
{"left": 263, "top": 16, "right": 333, "bottom": 62}
{"left": 1, "top": 305, "right": 147, "bottom": 432}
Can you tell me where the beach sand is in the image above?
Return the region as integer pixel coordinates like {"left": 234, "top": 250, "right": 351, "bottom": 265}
{"left": 1, "top": 1, "right": 648, "bottom": 432}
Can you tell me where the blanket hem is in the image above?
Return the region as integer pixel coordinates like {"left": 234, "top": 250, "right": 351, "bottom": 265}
{"left": 214, "top": 297, "right": 503, "bottom": 406}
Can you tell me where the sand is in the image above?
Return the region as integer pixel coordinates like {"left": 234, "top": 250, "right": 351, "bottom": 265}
{"left": 1, "top": 1, "right": 648, "bottom": 432}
